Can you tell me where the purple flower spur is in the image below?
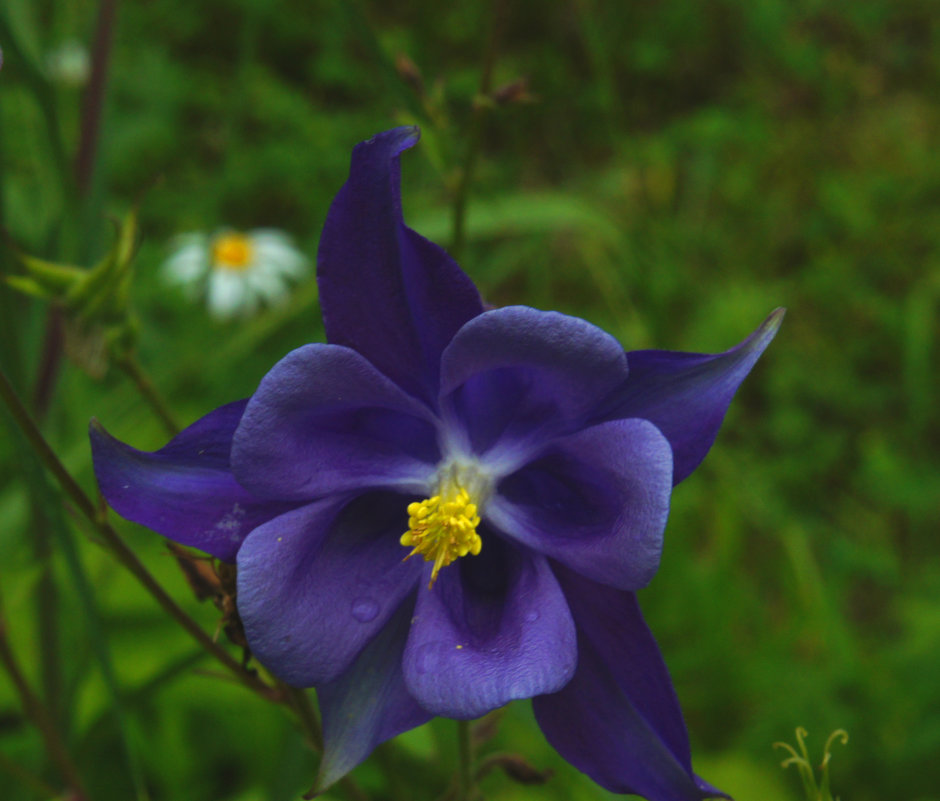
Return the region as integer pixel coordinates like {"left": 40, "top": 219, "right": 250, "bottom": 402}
{"left": 91, "top": 127, "right": 782, "bottom": 800}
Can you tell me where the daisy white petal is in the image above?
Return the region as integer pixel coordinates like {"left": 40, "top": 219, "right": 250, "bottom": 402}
{"left": 163, "top": 241, "right": 210, "bottom": 286}
{"left": 207, "top": 269, "right": 250, "bottom": 319}
{"left": 245, "top": 269, "right": 288, "bottom": 304}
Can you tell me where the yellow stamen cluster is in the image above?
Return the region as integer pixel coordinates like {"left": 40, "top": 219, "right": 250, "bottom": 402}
{"left": 401, "top": 487, "right": 482, "bottom": 588}
{"left": 211, "top": 233, "right": 254, "bottom": 271}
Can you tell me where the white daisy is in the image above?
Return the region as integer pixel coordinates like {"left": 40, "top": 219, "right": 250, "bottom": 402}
{"left": 162, "top": 229, "right": 308, "bottom": 319}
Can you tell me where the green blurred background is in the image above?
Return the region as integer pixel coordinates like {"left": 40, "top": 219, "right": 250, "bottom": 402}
{"left": 1, "top": 0, "right": 938, "bottom": 799}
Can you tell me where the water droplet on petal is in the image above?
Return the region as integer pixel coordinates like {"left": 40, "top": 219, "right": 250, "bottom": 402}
{"left": 524, "top": 610, "right": 540, "bottom": 623}
{"left": 351, "top": 598, "right": 379, "bottom": 623}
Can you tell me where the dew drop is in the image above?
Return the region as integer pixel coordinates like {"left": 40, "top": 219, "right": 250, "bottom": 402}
{"left": 351, "top": 598, "right": 379, "bottom": 623}
{"left": 524, "top": 610, "right": 540, "bottom": 623}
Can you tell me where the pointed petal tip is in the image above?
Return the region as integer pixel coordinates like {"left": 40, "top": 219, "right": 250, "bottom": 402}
{"left": 304, "top": 764, "right": 343, "bottom": 800}
{"left": 319, "top": 124, "right": 483, "bottom": 399}
{"left": 309, "top": 602, "right": 430, "bottom": 797}
{"left": 762, "top": 306, "right": 786, "bottom": 335}
{"left": 745, "top": 306, "right": 785, "bottom": 346}
{"left": 88, "top": 401, "right": 284, "bottom": 563}
{"left": 696, "top": 773, "right": 733, "bottom": 799}
{"left": 611, "top": 306, "right": 786, "bottom": 488}
{"left": 739, "top": 306, "right": 785, "bottom": 361}
{"left": 359, "top": 125, "right": 421, "bottom": 157}
{"left": 88, "top": 417, "right": 122, "bottom": 459}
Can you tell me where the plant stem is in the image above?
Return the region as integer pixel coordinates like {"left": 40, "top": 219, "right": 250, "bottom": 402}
{"left": 455, "top": 719, "right": 474, "bottom": 801}
{"left": 75, "top": 0, "right": 117, "bottom": 200}
{"left": 450, "top": 1, "right": 502, "bottom": 262}
{"left": 0, "top": 590, "right": 88, "bottom": 800}
{"left": 0, "top": 366, "right": 276, "bottom": 703}
{"left": 114, "top": 353, "right": 181, "bottom": 437}
{"left": 1, "top": 364, "right": 358, "bottom": 800}
{"left": 31, "top": 309, "right": 66, "bottom": 734}
{"left": 32, "top": 308, "right": 66, "bottom": 419}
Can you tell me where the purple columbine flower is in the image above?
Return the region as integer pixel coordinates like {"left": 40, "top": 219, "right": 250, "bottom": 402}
{"left": 91, "top": 127, "right": 782, "bottom": 800}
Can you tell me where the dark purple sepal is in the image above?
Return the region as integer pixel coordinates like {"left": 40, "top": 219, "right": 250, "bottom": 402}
{"left": 487, "top": 417, "right": 672, "bottom": 590}
{"left": 312, "top": 599, "right": 432, "bottom": 795}
{"left": 317, "top": 126, "right": 484, "bottom": 403}
{"left": 89, "top": 401, "right": 294, "bottom": 562}
{"left": 533, "top": 565, "right": 727, "bottom": 801}
{"left": 236, "top": 492, "right": 423, "bottom": 687}
{"left": 403, "top": 540, "right": 577, "bottom": 719}
{"left": 608, "top": 308, "right": 784, "bottom": 485}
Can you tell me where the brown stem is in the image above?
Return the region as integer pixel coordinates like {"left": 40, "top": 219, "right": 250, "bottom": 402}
{"left": 0, "top": 366, "right": 276, "bottom": 702}
{"left": 32, "top": 307, "right": 65, "bottom": 418}
{"left": 75, "top": 0, "right": 118, "bottom": 197}
{"left": 114, "top": 353, "right": 181, "bottom": 437}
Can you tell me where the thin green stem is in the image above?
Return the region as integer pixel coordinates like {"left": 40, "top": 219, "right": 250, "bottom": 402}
{"left": 114, "top": 353, "right": 181, "bottom": 437}
{"left": 455, "top": 718, "right": 474, "bottom": 801}
{"left": 450, "top": 1, "right": 501, "bottom": 262}
{"left": 0, "top": 366, "right": 277, "bottom": 703}
{"left": 0, "top": 589, "right": 88, "bottom": 800}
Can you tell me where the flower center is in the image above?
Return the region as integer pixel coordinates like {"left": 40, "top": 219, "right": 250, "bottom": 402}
{"left": 400, "top": 461, "right": 490, "bottom": 588}
{"left": 211, "top": 233, "right": 254, "bottom": 271}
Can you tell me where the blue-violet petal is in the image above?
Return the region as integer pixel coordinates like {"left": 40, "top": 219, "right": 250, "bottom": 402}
{"left": 487, "top": 418, "right": 672, "bottom": 590}
{"left": 314, "top": 599, "right": 432, "bottom": 794}
{"left": 439, "top": 306, "right": 629, "bottom": 461}
{"left": 403, "top": 538, "right": 576, "bottom": 719}
{"left": 533, "top": 565, "right": 727, "bottom": 801}
{"left": 90, "top": 401, "right": 294, "bottom": 562}
{"left": 237, "top": 493, "right": 423, "bottom": 687}
{"left": 232, "top": 344, "right": 439, "bottom": 502}
{"left": 609, "top": 308, "right": 784, "bottom": 485}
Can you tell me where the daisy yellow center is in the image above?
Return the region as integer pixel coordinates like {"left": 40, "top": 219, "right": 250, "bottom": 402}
{"left": 401, "top": 485, "right": 482, "bottom": 589}
{"left": 211, "top": 233, "right": 254, "bottom": 271}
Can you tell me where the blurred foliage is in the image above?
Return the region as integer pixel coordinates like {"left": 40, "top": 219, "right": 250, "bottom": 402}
{"left": 1, "top": 0, "right": 938, "bottom": 800}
